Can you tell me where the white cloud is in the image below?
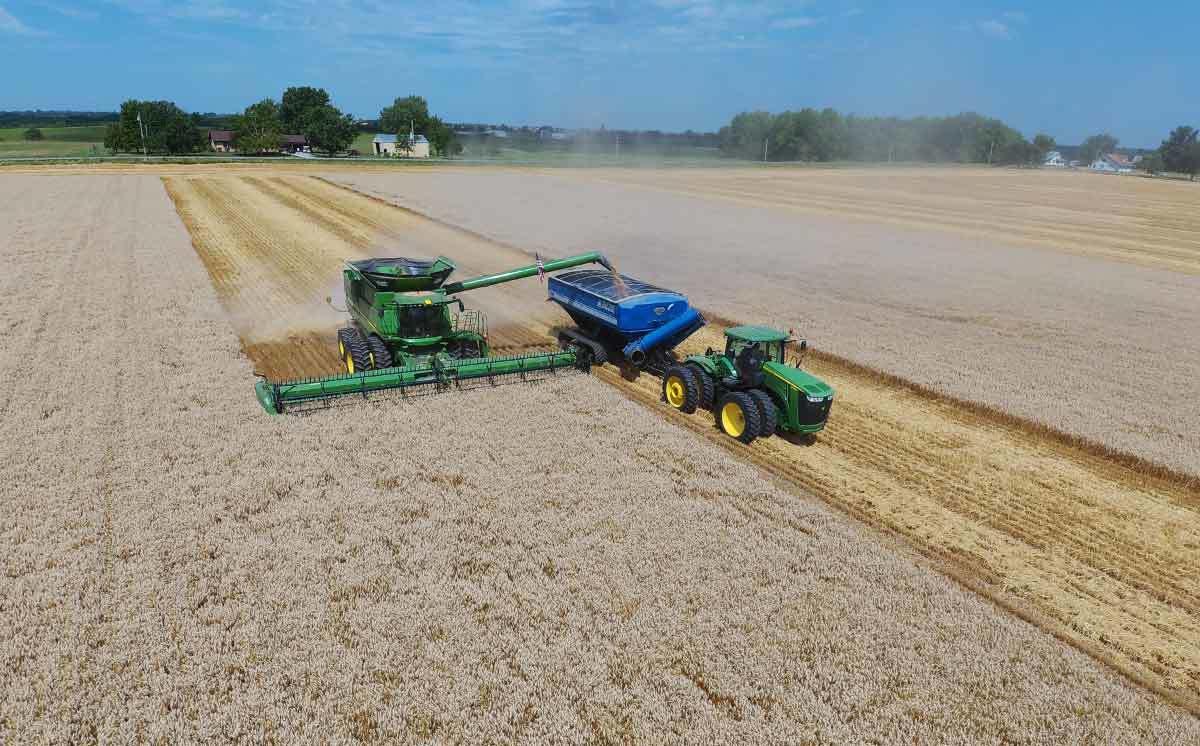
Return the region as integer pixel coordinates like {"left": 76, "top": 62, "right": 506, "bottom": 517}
{"left": 772, "top": 16, "right": 819, "bottom": 30}
{"left": 1002, "top": 10, "right": 1029, "bottom": 23}
{"left": 0, "top": 5, "right": 35, "bottom": 34}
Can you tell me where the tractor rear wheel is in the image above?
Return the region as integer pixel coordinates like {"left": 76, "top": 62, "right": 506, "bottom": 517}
{"left": 367, "top": 334, "right": 393, "bottom": 369}
{"left": 748, "top": 389, "right": 778, "bottom": 438}
{"left": 662, "top": 365, "right": 700, "bottom": 414}
{"left": 716, "top": 392, "right": 761, "bottom": 444}
{"left": 342, "top": 329, "right": 371, "bottom": 374}
{"left": 686, "top": 363, "right": 715, "bottom": 410}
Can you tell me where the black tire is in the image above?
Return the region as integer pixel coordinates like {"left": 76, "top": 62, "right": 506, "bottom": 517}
{"left": 590, "top": 344, "right": 608, "bottom": 366}
{"left": 342, "top": 328, "right": 371, "bottom": 374}
{"left": 448, "top": 340, "right": 482, "bottom": 360}
{"left": 662, "top": 365, "right": 700, "bottom": 414}
{"left": 748, "top": 389, "right": 778, "bottom": 438}
{"left": 336, "top": 328, "right": 352, "bottom": 359}
{"left": 367, "top": 334, "right": 393, "bottom": 369}
{"left": 686, "top": 363, "right": 716, "bottom": 410}
{"left": 715, "top": 391, "right": 761, "bottom": 444}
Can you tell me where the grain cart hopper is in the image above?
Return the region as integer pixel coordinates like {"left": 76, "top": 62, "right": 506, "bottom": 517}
{"left": 548, "top": 269, "right": 706, "bottom": 372}
{"left": 254, "top": 252, "right": 613, "bottom": 414}
{"left": 660, "top": 326, "right": 834, "bottom": 443}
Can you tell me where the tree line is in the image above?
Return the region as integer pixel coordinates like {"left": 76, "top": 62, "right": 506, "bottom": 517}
{"left": 102, "top": 89, "right": 460, "bottom": 156}
{"left": 1140, "top": 127, "right": 1200, "bottom": 179}
{"left": 719, "top": 109, "right": 1057, "bottom": 165}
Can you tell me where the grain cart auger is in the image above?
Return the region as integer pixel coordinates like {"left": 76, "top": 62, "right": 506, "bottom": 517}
{"left": 254, "top": 252, "right": 614, "bottom": 414}
{"left": 659, "top": 326, "right": 834, "bottom": 444}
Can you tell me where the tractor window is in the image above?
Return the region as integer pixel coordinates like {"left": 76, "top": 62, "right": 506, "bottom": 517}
{"left": 398, "top": 305, "right": 449, "bottom": 338}
{"left": 763, "top": 341, "right": 785, "bottom": 363}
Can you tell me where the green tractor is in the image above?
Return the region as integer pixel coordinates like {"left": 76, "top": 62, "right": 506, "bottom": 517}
{"left": 661, "top": 326, "right": 834, "bottom": 443}
{"left": 336, "top": 251, "right": 612, "bottom": 373}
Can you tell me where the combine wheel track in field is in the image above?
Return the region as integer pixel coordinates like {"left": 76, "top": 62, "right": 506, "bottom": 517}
{"left": 163, "top": 174, "right": 1200, "bottom": 715}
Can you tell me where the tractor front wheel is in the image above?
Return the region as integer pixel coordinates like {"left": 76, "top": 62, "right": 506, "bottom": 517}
{"left": 716, "top": 392, "right": 761, "bottom": 444}
{"left": 748, "top": 389, "right": 778, "bottom": 438}
{"left": 662, "top": 365, "right": 700, "bottom": 414}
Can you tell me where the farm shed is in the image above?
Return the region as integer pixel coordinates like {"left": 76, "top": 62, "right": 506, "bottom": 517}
{"left": 373, "top": 133, "right": 430, "bottom": 158}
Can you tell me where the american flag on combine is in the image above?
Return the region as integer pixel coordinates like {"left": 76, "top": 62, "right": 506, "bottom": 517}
{"left": 535, "top": 253, "right": 545, "bottom": 283}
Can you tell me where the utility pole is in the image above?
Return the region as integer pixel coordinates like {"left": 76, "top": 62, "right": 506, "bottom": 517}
{"left": 615, "top": 132, "right": 620, "bottom": 158}
{"left": 137, "top": 110, "right": 148, "bottom": 157}
{"left": 763, "top": 137, "right": 769, "bottom": 162}
{"left": 988, "top": 140, "right": 995, "bottom": 165}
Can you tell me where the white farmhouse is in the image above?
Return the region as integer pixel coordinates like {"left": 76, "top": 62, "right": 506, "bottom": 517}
{"left": 1090, "top": 153, "right": 1133, "bottom": 173}
{"left": 1043, "top": 150, "right": 1067, "bottom": 167}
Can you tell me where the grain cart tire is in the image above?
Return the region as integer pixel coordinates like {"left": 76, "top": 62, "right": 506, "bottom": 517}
{"left": 748, "top": 389, "right": 778, "bottom": 438}
{"left": 343, "top": 330, "right": 372, "bottom": 374}
{"left": 685, "top": 363, "right": 715, "bottom": 410}
{"left": 716, "top": 392, "right": 761, "bottom": 444}
{"left": 662, "top": 365, "right": 700, "bottom": 414}
{"left": 337, "top": 328, "right": 353, "bottom": 359}
{"left": 367, "top": 334, "right": 393, "bottom": 369}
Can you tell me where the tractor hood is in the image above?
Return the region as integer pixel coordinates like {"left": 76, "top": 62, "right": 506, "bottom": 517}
{"left": 763, "top": 361, "right": 834, "bottom": 400}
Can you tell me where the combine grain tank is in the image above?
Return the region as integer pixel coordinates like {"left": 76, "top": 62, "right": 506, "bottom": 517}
{"left": 549, "top": 269, "right": 705, "bottom": 369}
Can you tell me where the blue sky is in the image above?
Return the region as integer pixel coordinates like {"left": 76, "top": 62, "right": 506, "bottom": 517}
{"left": 1, "top": 1, "right": 1195, "bottom": 146}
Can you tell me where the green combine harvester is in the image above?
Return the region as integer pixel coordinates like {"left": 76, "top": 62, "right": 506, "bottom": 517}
{"left": 255, "top": 251, "right": 612, "bottom": 415}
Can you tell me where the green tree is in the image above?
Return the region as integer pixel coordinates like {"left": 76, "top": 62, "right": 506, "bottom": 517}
{"left": 23, "top": 127, "right": 44, "bottom": 141}
{"left": 1078, "top": 133, "right": 1119, "bottom": 165}
{"left": 1160, "top": 126, "right": 1200, "bottom": 180}
{"left": 234, "top": 98, "right": 284, "bottom": 154}
{"left": 1032, "top": 133, "right": 1056, "bottom": 160}
{"left": 104, "top": 100, "right": 204, "bottom": 154}
{"left": 303, "top": 105, "right": 355, "bottom": 154}
{"left": 380, "top": 95, "right": 430, "bottom": 139}
{"left": 426, "top": 116, "right": 458, "bottom": 157}
{"left": 1138, "top": 151, "right": 1165, "bottom": 175}
{"left": 280, "top": 86, "right": 331, "bottom": 133}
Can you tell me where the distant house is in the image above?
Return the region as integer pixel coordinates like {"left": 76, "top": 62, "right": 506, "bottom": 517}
{"left": 209, "top": 130, "right": 234, "bottom": 152}
{"left": 282, "top": 134, "right": 307, "bottom": 154}
{"left": 1090, "top": 153, "right": 1134, "bottom": 173}
{"left": 208, "top": 130, "right": 307, "bottom": 154}
{"left": 373, "top": 133, "right": 430, "bottom": 158}
{"left": 1043, "top": 150, "right": 1067, "bottom": 167}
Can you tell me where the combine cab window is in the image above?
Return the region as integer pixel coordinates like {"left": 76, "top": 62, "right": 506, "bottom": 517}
{"left": 398, "top": 305, "right": 449, "bottom": 338}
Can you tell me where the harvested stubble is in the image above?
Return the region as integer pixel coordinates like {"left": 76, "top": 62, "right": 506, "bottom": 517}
{"left": 332, "top": 166, "right": 1200, "bottom": 476}
{"left": 2, "top": 174, "right": 1198, "bottom": 742}
{"left": 165, "top": 173, "right": 1200, "bottom": 712}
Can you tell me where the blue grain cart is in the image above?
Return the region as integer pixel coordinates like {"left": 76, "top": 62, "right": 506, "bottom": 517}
{"left": 549, "top": 269, "right": 705, "bottom": 370}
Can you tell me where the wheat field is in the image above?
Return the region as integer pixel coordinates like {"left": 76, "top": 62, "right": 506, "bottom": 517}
{"left": 335, "top": 166, "right": 1200, "bottom": 476}
{"left": 2, "top": 172, "right": 1198, "bottom": 742}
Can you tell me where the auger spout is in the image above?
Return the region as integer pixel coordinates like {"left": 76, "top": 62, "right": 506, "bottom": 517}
{"left": 441, "top": 251, "right": 612, "bottom": 294}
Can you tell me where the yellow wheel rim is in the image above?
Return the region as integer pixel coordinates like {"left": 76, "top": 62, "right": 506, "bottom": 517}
{"left": 721, "top": 401, "right": 746, "bottom": 437}
{"left": 369, "top": 351, "right": 375, "bottom": 369}
{"left": 345, "top": 352, "right": 355, "bottom": 374}
{"left": 338, "top": 339, "right": 345, "bottom": 357}
{"left": 665, "top": 376, "right": 686, "bottom": 408}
